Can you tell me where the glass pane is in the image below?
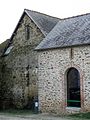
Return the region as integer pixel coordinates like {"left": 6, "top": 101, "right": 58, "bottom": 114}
{"left": 4, "top": 46, "right": 13, "bottom": 55}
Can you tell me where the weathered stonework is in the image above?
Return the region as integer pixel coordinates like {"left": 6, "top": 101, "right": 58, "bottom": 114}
{"left": 37, "top": 45, "right": 90, "bottom": 114}
{"left": 1, "top": 14, "right": 44, "bottom": 109}
{"left": 1, "top": 9, "right": 90, "bottom": 115}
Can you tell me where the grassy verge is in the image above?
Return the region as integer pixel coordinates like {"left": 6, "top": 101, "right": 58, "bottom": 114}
{"left": 0, "top": 109, "right": 34, "bottom": 116}
{"left": 69, "top": 112, "right": 90, "bottom": 119}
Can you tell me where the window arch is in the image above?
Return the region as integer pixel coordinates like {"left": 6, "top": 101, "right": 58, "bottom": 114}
{"left": 67, "top": 67, "right": 81, "bottom": 107}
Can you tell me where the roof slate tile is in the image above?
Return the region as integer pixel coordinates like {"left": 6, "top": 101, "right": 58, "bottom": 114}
{"left": 25, "top": 9, "right": 60, "bottom": 36}
{"left": 35, "top": 13, "right": 90, "bottom": 50}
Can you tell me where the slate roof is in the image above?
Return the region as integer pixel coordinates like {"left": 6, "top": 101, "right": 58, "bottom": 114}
{"left": 10, "top": 9, "right": 60, "bottom": 40}
{"left": 25, "top": 9, "right": 60, "bottom": 36}
{"left": 35, "top": 13, "right": 90, "bottom": 50}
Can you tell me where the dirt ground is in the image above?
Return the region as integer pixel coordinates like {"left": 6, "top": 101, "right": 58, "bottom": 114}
{"left": 0, "top": 114, "right": 72, "bottom": 120}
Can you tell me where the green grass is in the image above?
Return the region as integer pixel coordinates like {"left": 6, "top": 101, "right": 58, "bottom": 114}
{"left": 69, "top": 112, "right": 90, "bottom": 119}
{"left": 0, "top": 109, "right": 34, "bottom": 116}
{"left": 0, "top": 109, "right": 90, "bottom": 120}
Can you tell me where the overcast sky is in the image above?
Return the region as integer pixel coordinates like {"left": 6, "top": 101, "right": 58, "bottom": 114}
{"left": 0, "top": 0, "right": 90, "bottom": 44}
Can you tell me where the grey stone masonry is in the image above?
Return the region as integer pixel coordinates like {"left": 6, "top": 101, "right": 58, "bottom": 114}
{"left": 1, "top": 14, "right": 44, "bottom": 109}
{"left": 37, "top": 45, "right": 90, "bottom": 114}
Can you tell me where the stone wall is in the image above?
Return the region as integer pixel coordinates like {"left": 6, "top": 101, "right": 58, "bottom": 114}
{"left": 38, "top": 45, "right": 90, "bottom": 114}
{"left": 1, "top": 14, "right": 44, "bottom": 109}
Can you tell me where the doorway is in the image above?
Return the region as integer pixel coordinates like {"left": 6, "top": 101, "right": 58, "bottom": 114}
{"left": 67, "top": 67, "right": 81, "bottom": 107}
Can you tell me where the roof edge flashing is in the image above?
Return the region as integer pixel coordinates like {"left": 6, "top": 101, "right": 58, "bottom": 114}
{"left": 35, "top": 43, "right": 90, "bottom": 51}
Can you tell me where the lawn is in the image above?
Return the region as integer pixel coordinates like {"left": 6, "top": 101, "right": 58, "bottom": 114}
{"left": 0, "top": 109, "right": 90, "bottom": 120}
{"left": 0, "top": 109, "right": 34, "bottom": 116}
{"left": 69, "top": 112, "right": 90, "bottom": 119}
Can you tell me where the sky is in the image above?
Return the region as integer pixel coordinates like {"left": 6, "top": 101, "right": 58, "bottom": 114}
{"left": 0, "top": 0, "right": 90, "bottom": 44}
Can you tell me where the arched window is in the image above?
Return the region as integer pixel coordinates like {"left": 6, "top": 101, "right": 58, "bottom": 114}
{"left": 67, "top": 67, "right": 81, "bottom": 107}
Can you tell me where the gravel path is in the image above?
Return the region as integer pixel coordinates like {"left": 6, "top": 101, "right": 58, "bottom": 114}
{"left": 0, "top": 114, "right": 71, "bottom": 120}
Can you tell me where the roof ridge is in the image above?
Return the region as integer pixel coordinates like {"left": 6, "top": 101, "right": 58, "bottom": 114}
{"left": 25, "top": 9, "right": 90, "bottom": 21}
{"left": 24, "top": 9, "right": 60, "bottom": 20}
{"left": 62, "top": 12, "right": 90, "bottom": 20}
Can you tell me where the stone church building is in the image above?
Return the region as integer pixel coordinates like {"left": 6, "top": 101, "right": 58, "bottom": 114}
{"left": 0, "top": 9, "right": 90, "bottom": 114}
